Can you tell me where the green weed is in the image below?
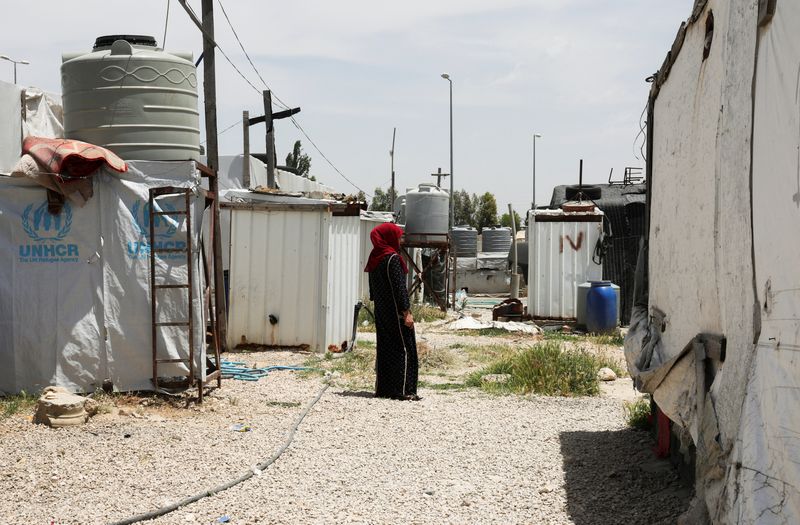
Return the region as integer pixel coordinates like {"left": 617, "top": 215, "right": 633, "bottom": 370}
{"left": 624, "top": 398, "right": 652, "bottom": 430}
{"left": 0, "top": 391, "right": 37, "bottom": 419}
{"left": 466, "top": 341, "right": 614, "bottom": 397}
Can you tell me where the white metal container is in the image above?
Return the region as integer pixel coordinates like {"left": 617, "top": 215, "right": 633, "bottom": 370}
{"left": 528, "top": 208, "right": 604, "bottom": 319}
{"left": 225, "top": 197, "right": 361, "bottom": 352}
{"left": 61, "top": 35, "right": 200, "bottom": 161}
{"left": 404, "top": 184, "right": 449, "bottom": 235}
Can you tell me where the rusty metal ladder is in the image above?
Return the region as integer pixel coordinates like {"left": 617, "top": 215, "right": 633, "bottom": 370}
{"left": 149, "top": 187, "right": 195, "bottom": 394}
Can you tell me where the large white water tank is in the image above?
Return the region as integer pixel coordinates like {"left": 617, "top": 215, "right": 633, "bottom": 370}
{"left": 61, "top": 35, "right": 200, "bottom": 161}
{"left": 404, "top": 184, "right": 449, "bottom": 235}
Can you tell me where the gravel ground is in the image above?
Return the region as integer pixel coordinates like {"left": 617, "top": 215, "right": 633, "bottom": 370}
{"left": 0, "top": 327, "right": 689, "bottom": 524}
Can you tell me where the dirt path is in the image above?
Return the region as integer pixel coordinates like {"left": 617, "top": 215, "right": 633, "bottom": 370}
{"left": 0, "top": 319, "right": 689, "bottom": 524}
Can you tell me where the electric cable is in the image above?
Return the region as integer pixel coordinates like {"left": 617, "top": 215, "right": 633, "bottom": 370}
{"left": 200, "top": 118, "right": 241, "bottom": 145}
{"left": 107, "top": 380, "right": 329, "bottom": 525}
{"left": 162, "top": 0, "right": 171, "bottom": 49}
{"left": 216, "top": 0, "right": 290, "bottom": 110}
{"left": 178, "top": 0, "right": 367, "bottom": 196}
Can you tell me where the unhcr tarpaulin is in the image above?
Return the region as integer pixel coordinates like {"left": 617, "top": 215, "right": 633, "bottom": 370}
{"left": 625, "top": 0, "right": 800, "bottom": 523}
{"left": 0, "top": 160, "right": 205, "bottom": 394}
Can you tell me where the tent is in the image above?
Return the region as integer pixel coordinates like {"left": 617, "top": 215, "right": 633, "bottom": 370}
{"left": 625, "top": 0, "right": 800, "bottom": 522}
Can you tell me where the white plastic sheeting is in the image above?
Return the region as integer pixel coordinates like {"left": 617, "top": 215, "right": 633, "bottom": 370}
{"left": 0, "top": 81, "right": 23, "bottom": 173}
{"left": 0, "top": 161, "right": 206, "bottom": 394}
{"left": 226, "top": 196, "right": 360, "bottom": 352}
{"left": 0, "top": 82, "right": 63, "bottom": 174}
{"left": 627, "top": 0, "right": 800, "bottom": 522}
{"left": 527, "top": 209, "right": 603, "bottom": 319}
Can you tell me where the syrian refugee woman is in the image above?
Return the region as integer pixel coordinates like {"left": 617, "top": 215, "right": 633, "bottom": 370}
{"left": 365, "top": 223, "right": 420, "bottom": 401}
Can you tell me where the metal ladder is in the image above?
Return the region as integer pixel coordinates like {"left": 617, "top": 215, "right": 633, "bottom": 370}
{"left": 149, "top": 187, "right": 195, "bottom": 393}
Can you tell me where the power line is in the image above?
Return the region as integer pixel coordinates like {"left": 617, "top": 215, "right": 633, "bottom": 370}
{"left": 162, "top": 0, "right": 171, "bottom": 49}
{"left": 178, "top": 0, "right": 265, "bottom": 96}
{"left": 215, "top": 0, "right": 291, "bottom": 110}
{"left": 179, "top": 0, "right": 366, "bottom": 195}
{"left": 200, "top": 118, "right": 241, "bottom": 145}
{"left": 290, "top": 116, "right": 368, "bottom": 196}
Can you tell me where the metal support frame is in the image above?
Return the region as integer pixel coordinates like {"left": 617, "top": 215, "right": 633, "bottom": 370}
{"left": 401, "top": 233, "right": 451, "bottom": 312}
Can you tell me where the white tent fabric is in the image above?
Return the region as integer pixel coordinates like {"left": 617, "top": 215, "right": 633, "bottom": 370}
{"left": 736, "top": 0, "right": 800, "bottom": 521}
{"left": 0, "top": 161, "right": 205, "bottom": 394}
{"left": 0, "top": 81, "right": 23, "bottom": 174}
{"left": 626, "top": 0, "right": 800, "bottom": 522}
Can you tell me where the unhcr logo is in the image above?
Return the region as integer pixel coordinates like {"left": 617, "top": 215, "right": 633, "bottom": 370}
{"left": 18, "top": 201, "right": 80, "bottom": 263}
{"left": 127, "top": 199, "right": 186, "bottom": 260}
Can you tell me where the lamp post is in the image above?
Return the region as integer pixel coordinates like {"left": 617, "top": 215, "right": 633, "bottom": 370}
{"left": 441, "top": 73, "right": 454, "bottom": 230}
{"left": 532, "top": 133, "right": 542, "bottom": 210}
{"left": 0, "top": 55, "right": 30, "bottom": 84}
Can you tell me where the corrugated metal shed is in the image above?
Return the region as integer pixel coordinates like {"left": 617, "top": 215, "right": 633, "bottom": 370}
{"left": 224, "top": 195, "right": 360, "bottom": 352}
{"left": 549, "top": 184, "right": 645, "bottom": 324}
{"left": 527, "top": 208, "right": 604, "bottom": 319}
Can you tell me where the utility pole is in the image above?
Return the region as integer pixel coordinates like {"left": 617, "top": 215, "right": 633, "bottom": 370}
{"left": 242, "top": 110, "right": 250, "bottom": 187}
{"left": 244, "top": 95, "right": 300, "bottom": 187}
{"left": 200, "top": 0, "right": 228, "bottom": 352}
{"left": 264, "top": 90, "right": 276, "bottom": 188}
{"left": 431, "top": 167, "right": 450, "bottom": 188}
{"left": 390, "top": 128, "right": 396, "bottom": 207}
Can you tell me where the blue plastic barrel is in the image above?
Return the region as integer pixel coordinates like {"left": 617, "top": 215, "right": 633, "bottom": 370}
{"left": 586, "top": 281, "right": 617, "bottom": 334}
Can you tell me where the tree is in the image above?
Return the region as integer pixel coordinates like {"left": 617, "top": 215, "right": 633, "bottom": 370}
{"left": 453, "top": 189, "right": 477, "bottom": 227}
{"left": 474, "top": 192, "right": 498, "bottom": 232}
{"left": 285, "top": 140, "right": 312, "bottom": 178}
{"left": 356, "top": 190, "right": 367, "bottom": 204}
{"left": 369, "top": 187, "right": 392, "bottom": 211}
{"left": 500, "top": 210, "right": 522, "bottom": 231}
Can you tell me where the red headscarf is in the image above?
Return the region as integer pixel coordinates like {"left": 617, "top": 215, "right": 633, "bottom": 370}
{"left": 364, "top": 223, "right": 407, "bottom": 273}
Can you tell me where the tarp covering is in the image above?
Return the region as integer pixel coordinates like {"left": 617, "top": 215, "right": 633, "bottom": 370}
{"left": 0, "top": 161, "right": 205, "bottom": 394}
{"left": 626, "top": 0, "right": 800, "bottom": 523}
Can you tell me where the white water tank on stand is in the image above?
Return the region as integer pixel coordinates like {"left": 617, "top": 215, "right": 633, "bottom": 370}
{"left": 61, "top": 35, "right": 200, "bottom": 161}
{"left": 404, "top": 184, "right": 449, "bottom": 236}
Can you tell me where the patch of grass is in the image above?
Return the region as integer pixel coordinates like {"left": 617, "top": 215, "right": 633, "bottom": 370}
{"left": 418, "top": 342, "right": 456, "bottom": 371}
{"left": 463, "top": 344, "right": 518, "bottom": 364}
{"left": 449, "top": 342, "right": 466, "bottom": 349}
{"left": 587, "top": 330, "right": 625, "bottom": 347}
{"left": 466, "top": 341, "right": 616, "bottom": 397}
{"left": 302, "top": 346, "right": 377, "bottom": 389}
{"left": 418, "top": 380, "right": 468, "bottom": 391}
{"left": 411, "top": 304, "right": 447, "bottom": 323}
{"left": 624, "top": 398, "right": 652, "bottom": 430}
{"left": 0, "top": 391, "right": 37, "bottom": 419}
{"left": 542, "top": 331, "right": 580, "bottom": 342}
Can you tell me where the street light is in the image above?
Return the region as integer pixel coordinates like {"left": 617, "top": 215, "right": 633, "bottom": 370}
{"left": 441, "top": 73, "right": 453, "bottom": 230}
{"left": 532, "top": 133, "right": 542, "bottom": 210}
{"left": 0, "top": 55, "right": 30, "bottom": 84}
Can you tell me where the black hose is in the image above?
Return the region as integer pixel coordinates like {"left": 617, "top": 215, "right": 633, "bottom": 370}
{"left": 108, "top": 381, "right": 330, "bottom": 525}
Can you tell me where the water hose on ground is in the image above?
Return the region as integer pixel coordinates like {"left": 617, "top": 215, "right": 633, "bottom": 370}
{"left": 107, "top": 381, "right": 330, "bottom": 525}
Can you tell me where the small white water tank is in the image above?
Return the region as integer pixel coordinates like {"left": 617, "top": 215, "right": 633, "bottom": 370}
{"left": 404, "top": 184, "right": 449, "bottom": 235}
{"left": 61, "top": 35, "right": 200, "bottom": 161}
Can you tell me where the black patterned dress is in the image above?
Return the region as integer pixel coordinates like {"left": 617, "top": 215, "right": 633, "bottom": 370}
{"left": 369, "top": 254, "right": 419, "bottom": 399}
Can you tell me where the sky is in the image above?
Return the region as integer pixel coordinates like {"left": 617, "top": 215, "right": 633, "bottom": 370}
{"left": 1, "top": 0, "right": 694, "bottom": 214}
